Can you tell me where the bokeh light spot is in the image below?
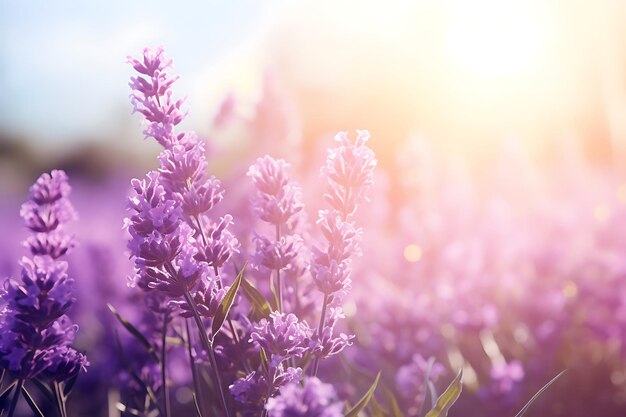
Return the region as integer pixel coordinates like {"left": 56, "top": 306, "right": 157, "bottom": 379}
{"left": 403, "top": 244, "right": 422, "bottom": 263}
{"left": 563, "top": 281, "right": 578, "bottom": 298}
{"left": 594, "top": 204, "right": 610, "bottom": 222}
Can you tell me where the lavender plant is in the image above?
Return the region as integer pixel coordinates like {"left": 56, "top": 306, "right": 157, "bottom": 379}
{"left": 114, "top": 46, "right": 386, "bottom": 417}
{"left": 0, "top": 170, "right": 87, "bottom": 417}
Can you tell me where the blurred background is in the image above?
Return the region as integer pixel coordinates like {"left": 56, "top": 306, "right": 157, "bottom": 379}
{"left": 4, "top": 1, "right": 626, "bottom": 416}
{"left": 4, "top": 1, "right": 626, "bottom": 177}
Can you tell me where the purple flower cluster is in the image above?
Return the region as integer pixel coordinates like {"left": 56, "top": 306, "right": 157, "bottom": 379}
{"left": 265, "top": 377, "right": 343, "bottom": 417}
{"left": 309, "top": 131, "right": 377, "bottom": 373}
{"left": 122, "top": 47, "right": 380, "bottom": 417}
{"left": 248, "top": 156, "right": 305, "bottom": 312}
{"left": 0, "top": 170, "right": 87, "bottom": 381}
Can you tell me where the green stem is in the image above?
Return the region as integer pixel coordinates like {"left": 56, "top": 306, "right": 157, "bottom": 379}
{"left": 161, "top": 316, "right": 171, "bottom": 417}
{"left": 186, "top": 319, "right": 206, "bottom": 417}
{"left": 6, "top": 379, "right": 23, "bottom": 417}
{"left": 311, "top": 293, "right": 329, "bottom": 377}
{"left": 275, "top": 224, "right": 283, "bottom": 313}
{"left": 184, "top": 289, "right": 231, "bottom": 417}
{"left": 53, "top": 381, "right": 67, "bottom": 417}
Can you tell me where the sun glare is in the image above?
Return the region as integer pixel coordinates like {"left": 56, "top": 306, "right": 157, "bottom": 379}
{"left": 444, "top": 0, "right": 547, "bottom": 77}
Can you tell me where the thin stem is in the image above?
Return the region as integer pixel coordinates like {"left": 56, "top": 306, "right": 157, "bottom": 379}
{"left": 311, "top": 293, "right": 329, "bottom": 377}
{"left": 161, "top": 316, "right": 171, "bottom": 417}
{"left": 275, "top": 223, "right": 283, "bottom": 313}
{"left": 6, "top": 379, "right": 23, "bottom": 417}
{"left": 193, "top": 215, "right": 208, "bottom": 247}
{"left": 53, "top": 381, "right": 67, "bottom": 417}
{"left": 186, "top": 319, "right": 206, "bottom": 417}
{"left": 184, "top": 289, "right": 231, "bottom": 417}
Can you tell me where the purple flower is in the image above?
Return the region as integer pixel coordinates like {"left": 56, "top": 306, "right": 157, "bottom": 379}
{"left": 266, "top": 377, "right": 343, "bottom": 417}
{"left": 5, "top": 256, "right": 75, "bottom": 327}
{"left": 322, "top": 130, "right": 377, "bottom": 218}
{"left": 253, "top": 234, "right": 304, "bottom": 271}
{"left": 248, "top": 156, "right": 304, "bottom": 226}
{"left": 0, "top": 170, "right": 86, "bottom": 381}
{"left": 489, "top": 360, "right": 524, "bottom": 394}
{"left": 395, "top": 354, "right": 445, "bottom": 401}
{"left": 310, "top": 307, "right": 354, "bottom": 360}
{"left": 44, "top": 345, "right": 90, "bottom": 382}
{"left": 250, "top": 312, "right": 311, "bottom": 359}
{"left": 128, "top": 47, "right": 185, "bottom": 148}
{"left": 126, "top": 171, "right": 181, "bottom": 238}
{"left": 173, "top": 279, "right": 227, "bottom": 318}
{"left": 194, "top": 215, "right": 240, "bottom": 269}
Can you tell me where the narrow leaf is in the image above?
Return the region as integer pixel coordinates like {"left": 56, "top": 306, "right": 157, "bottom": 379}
{"left": 241, "top": 278, "right": 272, "bottom": 321}
{"left": 108, "top": 303, "right": 159, "bottom": 363}
{"left": 31, "top": 379, "right": 54, "bottom": 402}
{"left": 425, "top": 369, "right": 463, "bottom": 417}
{"left": 383, "top": 386, "right": 404, "bottom": 417}
{"left": 0, "top": 381, "right": 16, "bottom": 403}
{"left": 345, "top": 371, "right": 381, "bottom": 417}
{"left": 21, "top": 386, "right": 45, "bottom": 417}
{"left": 192, "top": 393, "right": 203, "bottom": 417}
{"left": 369, "top": 395, "right": 387, "bottom": 417}
{"left": 211, "top": 262, "right": 246, "bottom": 341}
{"left": 515, "top": 370, "right": 567, "bottom": 417}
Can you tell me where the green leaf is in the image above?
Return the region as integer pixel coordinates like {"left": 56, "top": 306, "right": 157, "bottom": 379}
{"left": 369, "top": 395, "right": 387, "bottom": 417}
{"left": 241, "top": 278, "right": 272, "bottom": 321}
{"left": 425, "top": 369, "right": 463, "bottom": 417}
{"left": 345, "top": 371, "right": 381, "bottom": 417}
{"left": 108, "top": 303, "right": 159, "bottom": 363}
{"left": 21, "top": 386, "right": 45, "bottom": 417}
{"left": 383, "top": 386, "right": 404, "bottom": 417}
{"left": 211, "top": 262, "right": 246, "bottom": 341}
{"left": 515, "top": 370, "right": 567, "bottom": 417}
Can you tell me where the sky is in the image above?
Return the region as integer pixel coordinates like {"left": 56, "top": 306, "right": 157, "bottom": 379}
{"left": 0, "top": 0, "right": 271, "bottom": 148}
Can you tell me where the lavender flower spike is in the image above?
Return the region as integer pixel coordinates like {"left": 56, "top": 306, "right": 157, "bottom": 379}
{"left": 322, "top": 130, "right": 377, "bottom": 219}
{"left": 265, "top": 377, "right": 343, "bottom": 417}
{"left": 128, "top": 47, "right": 185, "bottom": 148}
{"left": 0, "top": 170, "right": 87, "bottom": 384}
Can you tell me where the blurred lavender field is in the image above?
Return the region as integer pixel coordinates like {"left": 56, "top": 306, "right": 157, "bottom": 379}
{"left": 3, "top": 1, "right": 626, "bottom": 417}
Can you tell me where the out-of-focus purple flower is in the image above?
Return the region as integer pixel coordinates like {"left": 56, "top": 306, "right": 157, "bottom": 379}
{"left": 395, "top": 354, "right": 445, "bottom": 402}
{"left": 253, "top": 234, "right": 304, "bottom": 271}
{"left": 322, "top": 130, "right": 377, "bottom": 218}
{"left": 489, "top": 360, "right": 524, "bottom": 394}
{"left": 266, "top": 377, "right": 343, "bottom": 417}
{"left": 0, "top": 170, "right": 86, "bottom": 381}
{"left": 248, "top": 156, "right": 304, "bottom": 226}
{"left": 230, "top": 364, "right": 303, "bottom": 416}
{"left": 250, "top": 312, "right": 311, "bottom": 359}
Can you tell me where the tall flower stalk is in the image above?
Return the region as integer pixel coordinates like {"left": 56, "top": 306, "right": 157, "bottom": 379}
{"left": 127, "top": 47, "right": 239, "bottom": 417}
{"left": 0, "top": 170, "right": 88, "bottom": 417}
{"left": 248, "top": 156, "right": 304, "bottom": 313}
{"left": 309, "top": 130, "right": 377, "bottom": 376}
